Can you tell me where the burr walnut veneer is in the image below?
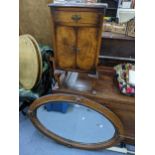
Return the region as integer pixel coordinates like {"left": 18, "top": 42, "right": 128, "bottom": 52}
{"left": 48, "top": 3, "right": 107, "bottom": 73}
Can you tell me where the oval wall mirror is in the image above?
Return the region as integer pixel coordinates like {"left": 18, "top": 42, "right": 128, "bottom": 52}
{"left": 28, "top": 94, "right": 124, "bottom": 150}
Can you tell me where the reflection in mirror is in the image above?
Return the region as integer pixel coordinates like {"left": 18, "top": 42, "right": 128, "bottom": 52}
{"left": 37, "top": 101, "right": 116, "bottom": 144}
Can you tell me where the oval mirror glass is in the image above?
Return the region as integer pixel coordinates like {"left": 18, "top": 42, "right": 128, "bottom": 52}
{"left": 37, "top": 101, "right": 115, "bottom": 144}
{"left": 28, "top": 94, "right": 124, "bottom": 149}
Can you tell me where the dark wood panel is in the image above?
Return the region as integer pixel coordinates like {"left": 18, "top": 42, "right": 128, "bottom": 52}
{"left": 100, "top": 38, "right": 135, "bottom": 58}
{"left": 99, "top": 32, "right": 135, "bottom": 66}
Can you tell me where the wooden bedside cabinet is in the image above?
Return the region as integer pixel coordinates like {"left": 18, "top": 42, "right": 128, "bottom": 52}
{"left": 48, "top": 3, "right": 107, "bottom": 73}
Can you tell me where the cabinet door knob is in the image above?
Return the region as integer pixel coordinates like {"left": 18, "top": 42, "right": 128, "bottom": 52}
{"left": 76, "top": 48, "right": 80, "bottom": 52}
{"left": 71, "top": 14, "right": 81, "bottom": 22}
{"left": 70, "top": 45, "right": 76, "bottom": 52}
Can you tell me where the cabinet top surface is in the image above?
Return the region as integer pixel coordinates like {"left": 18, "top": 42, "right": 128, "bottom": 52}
{"left": 48, "top": 3, "right": 108, "bottom": 9}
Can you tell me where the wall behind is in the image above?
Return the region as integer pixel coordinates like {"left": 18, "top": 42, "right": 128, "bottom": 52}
{"left": 19, "top": 0, "right": 53, "bottom": 47}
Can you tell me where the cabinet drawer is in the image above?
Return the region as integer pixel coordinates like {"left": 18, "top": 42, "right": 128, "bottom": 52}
{"left": 54, "top": 11, "right": 100, "bottom": 25}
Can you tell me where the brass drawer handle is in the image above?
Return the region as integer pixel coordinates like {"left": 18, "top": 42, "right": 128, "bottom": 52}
{"left": 71, "top": 14, "right": 81, "bottom": 22}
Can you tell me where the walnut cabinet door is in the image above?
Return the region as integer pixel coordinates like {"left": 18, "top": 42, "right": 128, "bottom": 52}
{"left": 55, "top": 26, "right": 99, "bottom": 72}
{"left": 55, "top": 26, "right": 76, "bottom": 70}
{"left": 76, "top": 27, "right": 98, "bottom": 71}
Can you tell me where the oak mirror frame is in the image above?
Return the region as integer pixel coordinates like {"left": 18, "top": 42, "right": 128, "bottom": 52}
{"left": 28, "top": 93, "right": 124, "bottom": 150}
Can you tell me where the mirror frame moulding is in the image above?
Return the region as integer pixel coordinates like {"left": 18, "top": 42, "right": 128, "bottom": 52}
{"left": 28, "top": 93, "right": 124, "bottom": 150}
